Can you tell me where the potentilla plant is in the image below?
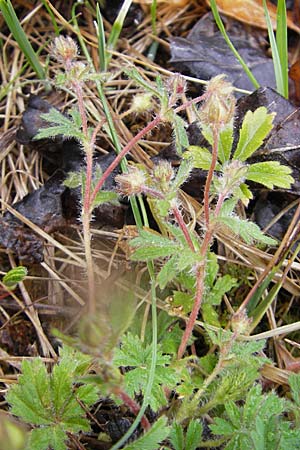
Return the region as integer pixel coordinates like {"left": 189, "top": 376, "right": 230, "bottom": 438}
{"left": 34, "top": 35, "right": 293, "bottom": 359}
{"left": 115, "top": 73, "right": 293, "bottom": 358}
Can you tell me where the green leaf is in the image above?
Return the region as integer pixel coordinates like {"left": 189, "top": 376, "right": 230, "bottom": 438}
{"left": 173, "top": 114, "right": 189, "bottom": 155}
{"left": 92, "top": 190, "right": 119, "bottom": 208}
{"left": 218, "top": 216, "right": 277, "bottom": 245}
{"left": 28, "top": 426, "right": 67, "bottom": 450}
{"left": 210, "top": 417, "right": 235, "bottom": 436}
{"left": 122, "top": 417, "right": 170, "bottom": 450}
{"left": 34, "top": 109, "right": 85, "bottom": 141}
{"left": 63, "top": 171, "right": 82, "bottom": 189}
{"left": 172, "top": 156, "right": 194, "bottom": 190}
{"left": 157, "top": 255, "right": 178, "bottom": 289}
{"left": 218, "top": 123, "right": 234, "bottom": 163}
{"left": 246, "top": 161, "right": 293, "bottom": 189}
{"left": 7, "top": 359, "right": 52, "bottom": 425}
{"left": 124, "top": 67, "right": 162, "bottom": 98}
{"left": 173, "top": 291, "right": 194, "bottom": 314}
{"left": 2, "top": 266, "right": 27, "bottom": 290}
{"left": 208, "top": 275, "right": 237, "bottom": 305}
{"left": 113, "top": 333, "right": 179, "bottom": 411}
{"left": 170, "top": 422, "right": 185, "bottom": 450}
{"left": 233, "top": 107, "right": 275, "bottom": 161}
{"left": 202, "top": 303, "right": 220, "bottom": 326}
{"left": 184, "top": 146, "right": 213, "bottom": 170}
{"left": 185, "top": 420, "right": 203, "bottom": 450}
{"left": 130, "top": 229, "right": 180, "bottom": 261}
{"left": 6, "top": 345, "right": 96, "bottom": 450}
{"left": 289, "top": 373, "right": 300, "bottom": 407}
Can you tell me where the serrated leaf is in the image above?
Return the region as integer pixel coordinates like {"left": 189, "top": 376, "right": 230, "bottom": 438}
{"left": 185, "top": 420, "right": 203, "bottom": 450}
{"left": 235, "top": 183, "right": 253, "bottom": 206}
{"left": 289, "top": 373, "right": 300, "bottom": 406}
{"left": 224, "top": 401, "right": 241, "bottom": 429}
{"left": 170, "top": 422, "right": 185, "bottom": 450}
{"left": 113, "top": 333, "right": 179, "bottom": 411}
{"left": 218, "top": 123, "right": 234, "bottom": 163}
{"left": 34, "top": 109, "right": 84, "bottom": 141}
{"left": 208, "top": 275, "right": 237, "bottom": 306}
{"left": 173, "top": 114, "right": 189, "bottom": 155}
{"left": 218, "top": 216, "right": 277, "bottom": 245}
{"left": 172, "top": 156, "right": 194, "bottom": 190}
{"left": 7, "top": 346, "right": 95, "bottom": 450}
{"left": 130, "top": 229, "right": 180, "bottom": 261}
{"left": 184, "top": 146, "right": 213, "bottom": 170}
{"left": 92, "top": 190, "right": 119, "bottom": 208}
{"left": 123, "top": 417, "right": 170, "bottom": 450}
{"left": 173, "top": 291, "right": 194, "bottom": 314}
{"left": 233, "top": 107, "right": 275, "bottom": 161}
{"left": 202, "top": 303, "right": 220, "bottom": 326}
{"left": 2, "top": 266, "right": 27, "bottom": 289}
{"left": 7, "top": 359, "right": 52, "bottom": 425}
{"left": 210, "top": 417, "right": 235, "bottom": 436}
{"left": 63, "top": 171, "right": 82, "bottom": 189}
{"left": 157, "top": 255, "right": 178, "bottom": 289}
{"left": 28, "top": 426, "right": 67, "bottom": 450}
{"left": 246, "top": 161, "right": 293, "bottom": 189}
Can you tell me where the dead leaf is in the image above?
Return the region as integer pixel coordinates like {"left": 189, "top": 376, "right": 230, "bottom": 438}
{"left": 206, "top": 0, "right": 300, "bottom": 33}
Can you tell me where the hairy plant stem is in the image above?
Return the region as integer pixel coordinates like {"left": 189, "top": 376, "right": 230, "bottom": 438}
{"left": 177, "top": 125, "right": 221, "bottom": 359}
{"left": 73, "top": 80, "right": 96, "bottom": 314}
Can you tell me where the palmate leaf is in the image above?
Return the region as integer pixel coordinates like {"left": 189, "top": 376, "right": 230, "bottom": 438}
{"left": 34, "top": 108, "right": 85, "bottom": 141}
{"left": 130, "top": 229, "right": 181, "bottom": 261}
{"left": 113, "top": 333, "right": 179, "bottom": 411}
{"left": 233, "top": 107, "right": 275, "bottom": 162}
{"left": 123, "top": 417, "right": 170, "bottom": 450}
{"left": 7, "top": 346, "right": 98, "bottom": 450}
{"left": 218, "top": 215, "right": 276, "bottom": 245}
{"left": 246, "top": 161, "right": 294, "bottom": 189}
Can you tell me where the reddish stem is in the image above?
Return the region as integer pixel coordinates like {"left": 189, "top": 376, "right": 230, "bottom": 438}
{"left": 177, "top": 263, "right": 205, "bottom": 359}
{"left": 90, "top": 115, "right": 162, "bottom": 206}
{"left": 203, "top": 125, "right": 219, "bottom": 228}
{"left": 116, "top": 388, "right": 150, "bottom": 431}
{"left": 172, "top": 205, "right": 195, "bottom": 252}
{"left": 177, "top": 125, "right": 221, "bottom": 359}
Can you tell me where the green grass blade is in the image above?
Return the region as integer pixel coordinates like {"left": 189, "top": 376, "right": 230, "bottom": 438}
{"left": 0, "top": 0, "right": 45, "bottom": 79}
{"left": 263, "top": 0, "right": 285, "bottom": 97}
{"left": 95, "top": 3, "right": 107, "bottom": 72}
{"left": 210, "top": 0, "right": 259, "bottom": 89}
{"left": 147, "top": 0, "right": 159, "bottom": 61}
{"left": 276, "top": 0, "right": 288, "bottom": 98}
{"left": 107, "top": 0, "right": 133, "bottom": 63}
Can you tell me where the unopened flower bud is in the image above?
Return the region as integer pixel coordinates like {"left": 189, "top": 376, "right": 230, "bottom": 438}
{"left": 131, "top": 93, "right": 153, "bottom": 113}
{"left": 152, "top": 160, "right": 174, "bottom": 186}
{"left": 231, "top": 310, "right": 252, "bottom": 334}
{"left": 200, "top": 75, "right": 236, "bottom": 127}
{"left": 51, "top": 36, "right": 78, "bottom": 65}
{"left": 167, "top": 73, "right": 187, "bottom": 106}
{"left": 115, "top": 166, "right": 146, "bottom": 196}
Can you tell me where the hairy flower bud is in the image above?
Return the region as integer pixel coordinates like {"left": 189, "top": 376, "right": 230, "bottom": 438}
{"left": 152, "top": 160, "right": 174, "bottom": 187}
{"left": 115, "top": 166, "right": 146, "bottom": 196}
{"left": 231, "top": 310, "right": 252, "bottom": 334}
{"left": 200, "top": 75, "right": 236, "bottom": 128}
{"left": 131, "top": 93, "right": 153, "bottom": 113}
{"left": 50, "top": 36, "right": 78, "bottom": 65}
